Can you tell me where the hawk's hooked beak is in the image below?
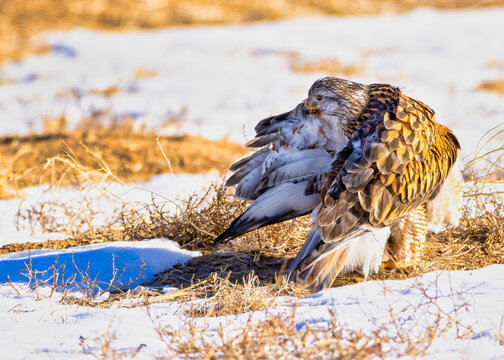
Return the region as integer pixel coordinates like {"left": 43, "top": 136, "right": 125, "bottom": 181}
{"left": 304, "top": 99, "right": 321, "bottom": 113}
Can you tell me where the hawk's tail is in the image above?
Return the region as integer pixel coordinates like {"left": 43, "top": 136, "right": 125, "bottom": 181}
{"left": 285, "top": 228, "right": 350, "bottom": 292}
{"left": 214, "top": 181, "right": 320, "bottom": 245}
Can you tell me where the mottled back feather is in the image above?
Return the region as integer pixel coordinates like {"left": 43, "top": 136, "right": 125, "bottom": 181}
{"left": 295, "top": 85, "right": 460, "bottom": 285}
{"left": 215, "top": 77, "right": 461, "bottom": 292}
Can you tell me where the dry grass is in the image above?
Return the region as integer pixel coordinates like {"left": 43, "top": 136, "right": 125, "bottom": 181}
{"left": 6, "top": 171, "right": 503, "bottom": 308}
{"left": 143, "top": 175, "right": 504, "bottom": 300}
{"left": 5, "top": 175, "right": 310, "bottom": 256}
{"left": 7, "top": 254, "right": 477, "bottom": 359}
{"left": 2, "top": 129, "right": 308, "bottom": 263}
{"left": 0, "top": 115, "right": 245, "bottom": 198}
{"left": 0, "top": 231, "right": 123, "bottom": 255}
{"left": 156, "top": 277, "right": 474, "bottom": 360}
{"left": 285, "top": 51, "right": 364, "bottom": 77}
{"left": 2, "top": 2, "right": 504, "bottom": 354}
{"left": 2, "top": 141, "right": 309, "bottom": 310}
{"left": 159, "top": 312, "right": 393, "bottom": 360}
{"left": 1, "top": 0, "right": 503, "bottom": 64}
{"left": 149, "top": 206, "right": 504, "bottom": 293}
{"left": 1, "top": 127, "right": 503, "bottom": 360}
{"left": 477, "top": 80, "right": 504, "bottom": 96}
{"left": 3, "top": 130, "right": 504, "bottom": 300}
{"left": 86, "top": 302, "right": 449, "bottom": 359}
{"left": 148, "top": 271, "right": 308, "bottom": 317}
{"left": 0, "top": 119, "right": 503, "bottom": 321}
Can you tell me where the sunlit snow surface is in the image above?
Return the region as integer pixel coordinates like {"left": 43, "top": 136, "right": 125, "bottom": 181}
{"left": 0, "top": 173, "right": 218, "bottom": 246}
{"left": 1, "top": 8, "right": 504, "bottom": 359}
{"left": 0, "top": 266, "right": 503, "bottom": 358}
{"left": 0, "top": 239, "right": 198, "bottom": 290}
{"left": 1, "top": 8, "right": 504, "bottom": 155}
{"left": 0, "top": 172, "right": 214, "bottom": 290}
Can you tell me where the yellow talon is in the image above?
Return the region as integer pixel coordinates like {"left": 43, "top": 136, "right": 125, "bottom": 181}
{"left": 381, "top": 257, "right": 419, "bottom": 270}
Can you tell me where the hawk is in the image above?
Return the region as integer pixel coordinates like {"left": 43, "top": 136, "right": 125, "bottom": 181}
{"left": 214, "top": 77, "right": 461, "bottom": 292}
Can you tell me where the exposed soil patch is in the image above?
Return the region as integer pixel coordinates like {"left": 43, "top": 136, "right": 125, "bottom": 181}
{"left": 0, "top": 230, "right": 125, "bottom": 255}
{"left": 148, "top": 252, "right": 287, "bottom": 289}
{"left": 147, "top": 218, "right": 504, "bottom": 292}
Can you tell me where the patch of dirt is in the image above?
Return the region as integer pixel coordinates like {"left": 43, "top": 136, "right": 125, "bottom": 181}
{"left": 147, "top": 218, "right": 504, "bottom": 292}
{"left": 148, "top": 252, "right": 286, "bottom": 289}
{"left": 0, "top": 230, "right": 124, "bottom": 255}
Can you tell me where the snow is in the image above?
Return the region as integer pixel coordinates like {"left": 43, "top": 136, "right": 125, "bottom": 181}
{"left": 0, "top": 266, "right": 503, "bottom": 358}
{"left": 0, "top": 238, "right": 198, "bottom": 291}
{"left": 1, "top": 7, "right": 504, "bottom": 359}
{"left": 1, "top": 172, "right": 219, "bottom": 246}
{"left": 1, "top": 8, "right": 504, "bottom": 156}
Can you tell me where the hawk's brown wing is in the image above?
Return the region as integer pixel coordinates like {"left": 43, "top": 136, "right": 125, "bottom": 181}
{"left": 317, "top": 95, "right": 459, "bottom": 241}
{"left": 294, "top": 94, "right": 460, "bottom": 288}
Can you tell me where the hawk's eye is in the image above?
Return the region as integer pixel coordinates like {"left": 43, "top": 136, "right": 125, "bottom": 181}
{"left": 316, "top": 95, "right": 324, "bottom": 101}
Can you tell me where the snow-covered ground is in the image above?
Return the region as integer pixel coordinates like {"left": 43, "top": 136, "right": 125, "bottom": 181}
{"left": 1, "top": 7, "right": 504, "bottom": 359}
{"left": 1, "top": 8, "right": 504, "bottom": 156}
{"left": 1, "top": 172, "right": 219, "bottom": 246}
{"left": 1, "top": 265, "right": 503, "bottom": 358}
{"left": 0, "top": 172, "right": 216, "bottom": 293}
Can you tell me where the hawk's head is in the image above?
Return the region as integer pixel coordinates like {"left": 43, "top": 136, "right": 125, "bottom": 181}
{"left": 304, "top": 77, "right": 369, "bottom": 135}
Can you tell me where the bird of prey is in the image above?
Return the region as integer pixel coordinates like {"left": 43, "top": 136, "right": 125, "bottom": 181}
{"left": 214, "top": 77, "right": 461, "bottom": 292}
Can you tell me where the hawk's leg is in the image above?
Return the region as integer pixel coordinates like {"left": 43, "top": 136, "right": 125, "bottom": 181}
{"left": 382, "top": 204, "right": 427, "bottom": 269}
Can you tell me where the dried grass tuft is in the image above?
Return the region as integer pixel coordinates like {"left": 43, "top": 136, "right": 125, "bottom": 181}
{"left": 2, "top": 121, "right": 504, "bottom": 319}
{"left": 119, "top": 180, "right": 249, "bottom": 251}
{"left": 0, "top": 114, "right": 245, "bottom": 191}
{"left": 156, "top": 276, "right": 474, "bottom": 360}
{"left": 285, "top": 51, "right": 364, "bottom": 77}
{"left": 476, "top": 80, "right": 504, "bottom": 96}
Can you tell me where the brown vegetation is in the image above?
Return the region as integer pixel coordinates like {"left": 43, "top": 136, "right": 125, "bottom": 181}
{"left": 2, "top": 119, "right": 503, "bottom": 306}
{"left": 148, "top": 185, "right": 504, "bottom": 291}
{"left": 2, "top": 124, "right": 503, "bottom": 359}
{"left": 0, "top": 86, "right": 501, "bottom": 335}
{"left": 477, "top": 80, "right": 504, "bottom": 96}
{"left": 0, "top": 117, "right": 245, "bottom": 198}
{"left": 285, "top": 51, "right": 364, "bottom": 77}
{"left": 156, "top": 284, "right": 470, "bottom": 360}
{"left": 4, "top": 168, "right": 504, "bottom": 301}
{"left": 83, "top": 291, "right": 469, "bottom": 360}
{"left": 2, "top": 2, "right": 504, "bottom": 356}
